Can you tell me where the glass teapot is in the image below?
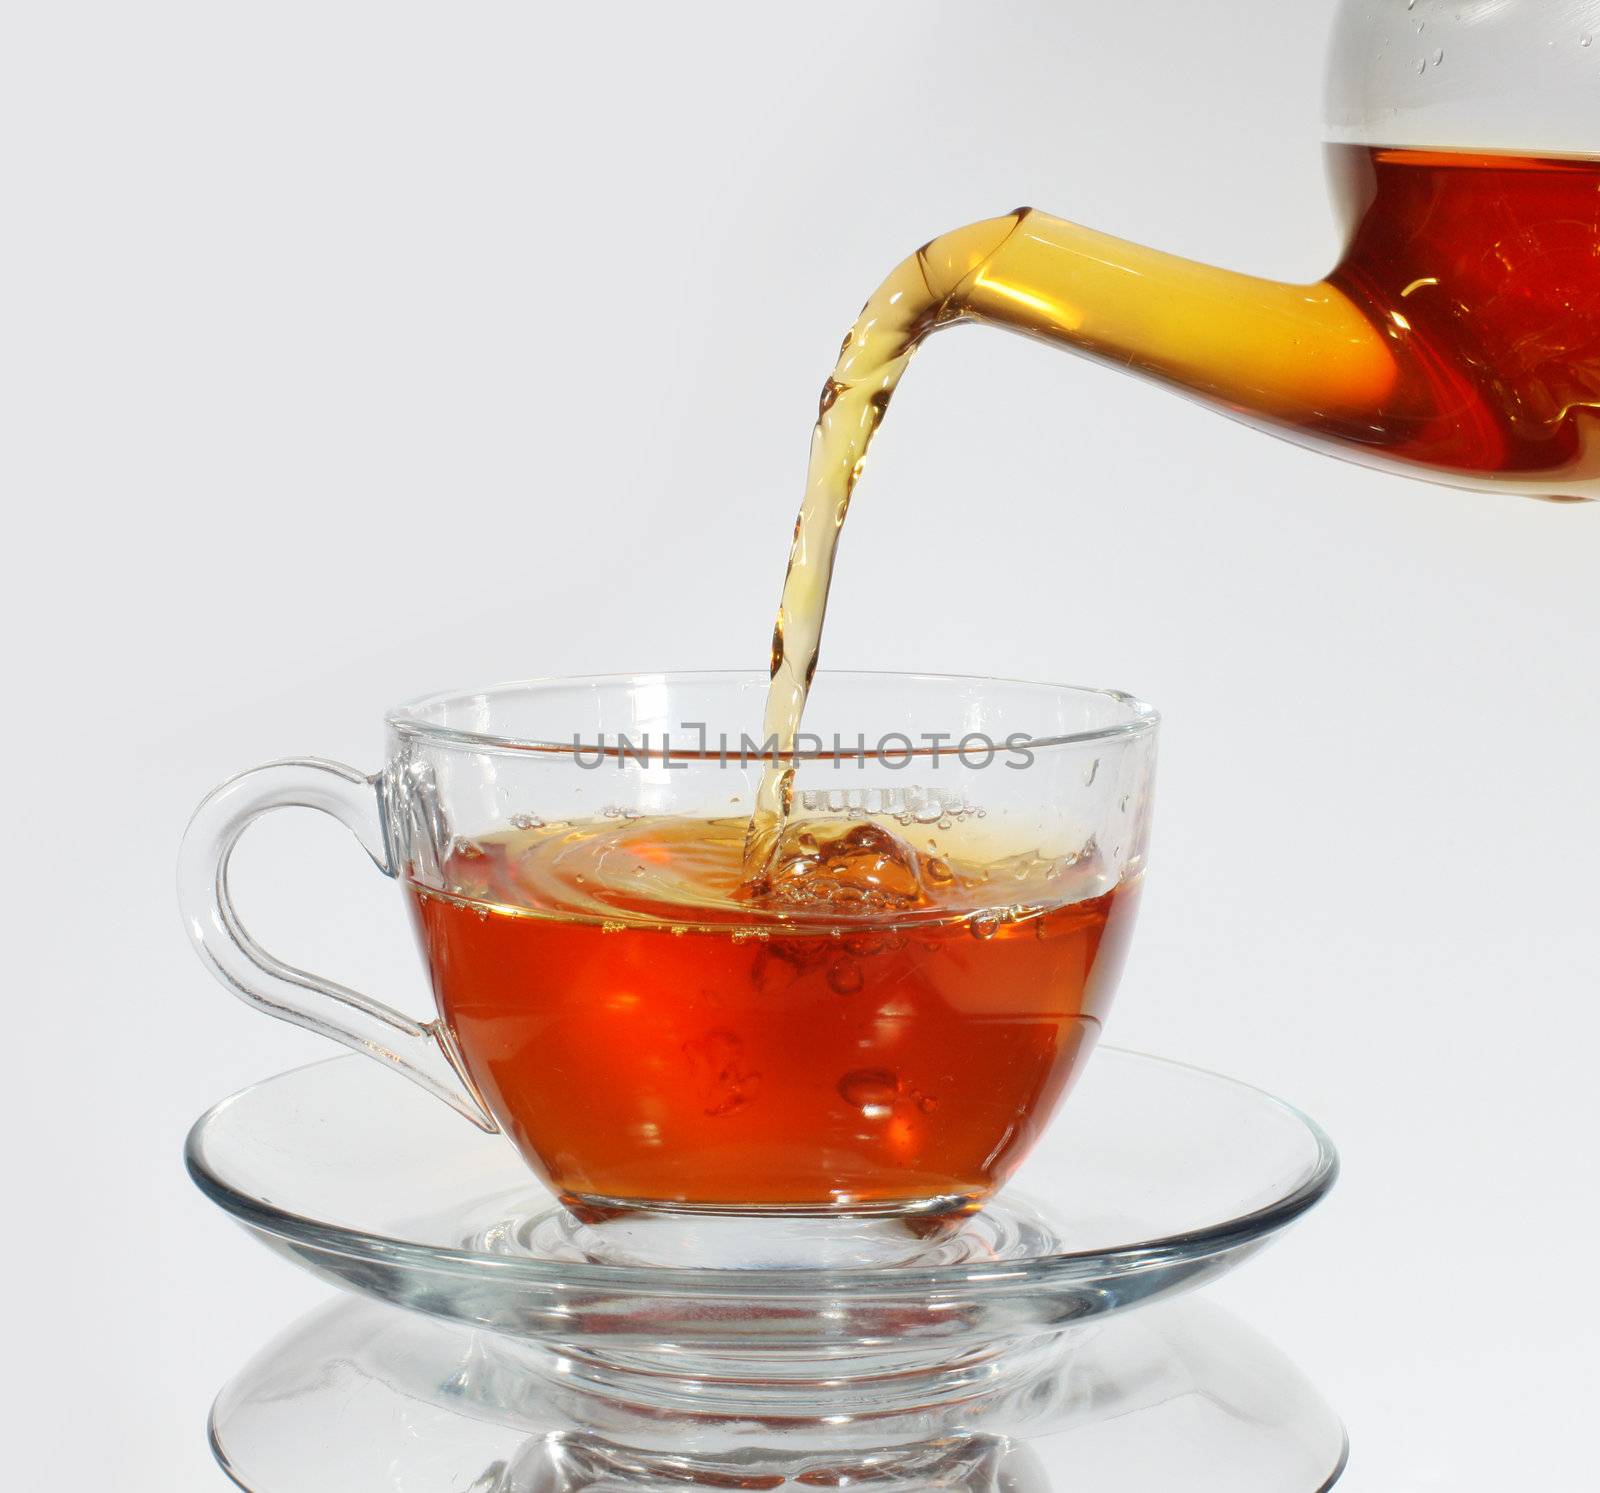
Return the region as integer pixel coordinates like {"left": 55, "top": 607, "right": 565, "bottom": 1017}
{"left": 908, "top": 0, "right": 1600, "bottom": 500}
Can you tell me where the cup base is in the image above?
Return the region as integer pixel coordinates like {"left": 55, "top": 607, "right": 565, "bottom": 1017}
{"left": 495, "top": 1193, "right": 1053, "bottom": 1270}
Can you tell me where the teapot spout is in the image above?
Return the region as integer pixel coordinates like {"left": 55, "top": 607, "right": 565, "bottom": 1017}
{"left": 966, "top": 211, "right": 1397, "bottom": 429}
{"left": 952, "top": 194, "right": 1600, "bottom": 501}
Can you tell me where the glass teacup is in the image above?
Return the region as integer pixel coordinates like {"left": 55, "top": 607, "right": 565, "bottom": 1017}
{"left": 180, "top": 672, "right": 1156, "bottom": 1237}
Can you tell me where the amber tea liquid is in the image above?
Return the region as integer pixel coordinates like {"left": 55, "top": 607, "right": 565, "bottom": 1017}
{"left": 410, "top": 816, "right": 1137, "bottom": 1211}
{"left": 749, "top": 146, "right": 1600, "bottom": 875}
{"left": 414, "top": 145, "right": 1593, "bottom": 1214}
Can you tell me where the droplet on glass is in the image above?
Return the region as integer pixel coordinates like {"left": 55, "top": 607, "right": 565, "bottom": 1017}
{"left": 838, "top": 1068, "right": 899, "bottom": 1118}
{"left": 828, "top": 959, "right": 864, "bottom": 995}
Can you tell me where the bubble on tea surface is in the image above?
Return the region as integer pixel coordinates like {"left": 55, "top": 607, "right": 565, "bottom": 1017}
{"left": 510, "top": 813, "right": 544, "bottom": 831}
{"left": 839, "top": 1068, "right": 900, "bottom": 1118}
{"left": 762, "top": 820, "right": 930, "bottom": 912}
{"left": 971, "top": 912, "right": 1001, "bottom": 940}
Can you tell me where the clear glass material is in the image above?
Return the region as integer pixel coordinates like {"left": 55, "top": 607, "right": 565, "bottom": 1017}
{"left": 185, "top": 1049, "right": 1337, "bottom": 1355}
{"left": 206, "top": 1291, "right": 1347, "bottom": 1491}
{"left": 804, "top": 0, "right": 1600, "bottom": 501}
{"left": 1326, "top": 0, "right": 1600, "bottom": 154}
{"left": 180, "top": 672, "right": 1157, "bottom": 1239}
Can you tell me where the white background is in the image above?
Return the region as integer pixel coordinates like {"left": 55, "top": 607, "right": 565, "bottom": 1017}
{"left": 6, "top": 2, "right": 1597, "bottom": 1487}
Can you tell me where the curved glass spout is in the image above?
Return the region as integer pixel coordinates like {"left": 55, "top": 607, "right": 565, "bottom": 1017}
{"left": 965, "top": 211, "right": 1398, "bottom": 454}
{"left": 962, "top": 152, "right": 1600, "bottom": 502}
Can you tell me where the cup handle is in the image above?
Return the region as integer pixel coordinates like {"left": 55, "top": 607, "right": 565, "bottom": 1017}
{"left": 178, "top": 758, "right": 499, "bottom": 1132}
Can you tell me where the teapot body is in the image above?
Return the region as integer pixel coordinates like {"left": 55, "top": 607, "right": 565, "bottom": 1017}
{"left": 1326, "top": 0, "right": 1600, "bottom": 159}
{"left": 936, "top": 0, "right": 1600, "bottom": 500}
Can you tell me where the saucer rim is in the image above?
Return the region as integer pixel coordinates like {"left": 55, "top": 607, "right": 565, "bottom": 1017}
{"left": 185, "top": 1045, "right": 1338, "bottom": 1297}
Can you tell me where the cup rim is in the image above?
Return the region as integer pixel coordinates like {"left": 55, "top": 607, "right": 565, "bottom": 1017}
{"left": 384, "top": 669, "right": 1159, "bottom": 760}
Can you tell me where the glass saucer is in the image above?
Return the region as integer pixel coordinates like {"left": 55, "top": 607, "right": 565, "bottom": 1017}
{"left": 210, "top": 1294, "right": 1347, "bottom": 1491}
{"left": 187, "top": 1048, "right": 1336, "bottom": 1383}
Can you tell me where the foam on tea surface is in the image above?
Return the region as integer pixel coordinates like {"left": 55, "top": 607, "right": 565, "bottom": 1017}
{"left": 446, "top": 814, "right": 1112, "bottom": 929}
